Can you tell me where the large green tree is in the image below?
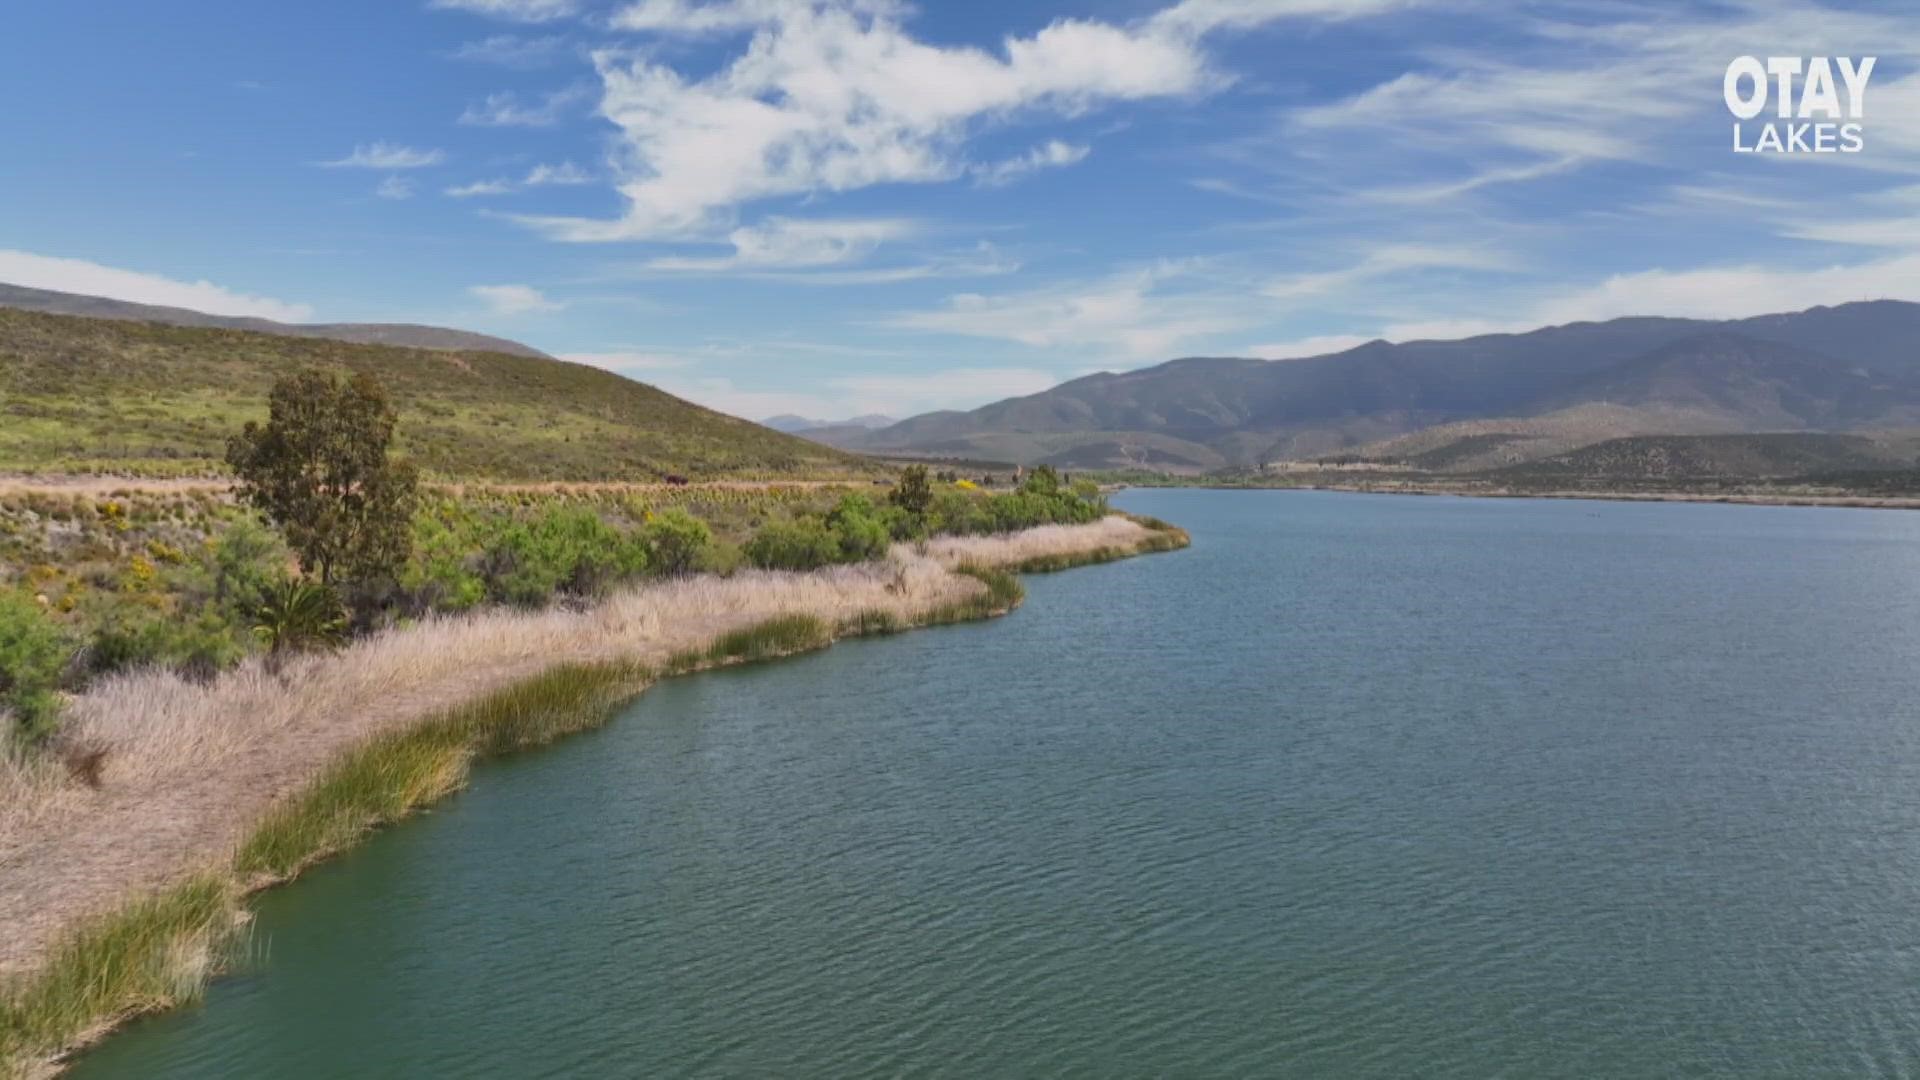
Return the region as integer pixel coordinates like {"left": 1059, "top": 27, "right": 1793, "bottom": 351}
{"left": 226, "top": 370, "right": 418, "bottom": 586}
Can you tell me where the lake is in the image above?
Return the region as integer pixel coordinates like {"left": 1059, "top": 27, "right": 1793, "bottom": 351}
{"left": 72, "top": 490, "right": 1920, "bottom": 1077}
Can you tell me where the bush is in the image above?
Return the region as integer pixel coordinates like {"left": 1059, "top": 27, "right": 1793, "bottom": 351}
{"left": 642, "top": 508, "right": 712, "bottom": 577}
{"left": 0, "top": 589, "right": 73, "bottom": 744}
{"left": 87, "top": 609, "right": 246, "bottom": 683}
{"left": 825, "top": 495, "right": 890, "bottom": 562}
{"left": 206, "top": 516, "right": 286, "bottom": 614}
{"left": 482, "top": 507, "right": 648, "bottom": 605}
{"left": 926, "top": 483, "right": 1105, "bottom": 537}
{"left": 401, "top": 506, "right": 486, "bottom": 612}
{"left": 743, "top": 518, "right": 842, "bottom": 571}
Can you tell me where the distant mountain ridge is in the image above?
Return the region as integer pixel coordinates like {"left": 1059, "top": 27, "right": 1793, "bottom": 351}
{"left": 763, "top": 413, "right": 897, "bottom": 433}
{"left": 821, "top": 301, "right": 1920, "bottom": 471}
{"left": 0, "top": 282, "right": 553, "bottom": 359}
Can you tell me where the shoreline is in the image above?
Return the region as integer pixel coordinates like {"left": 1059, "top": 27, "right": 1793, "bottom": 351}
{"left": 0, "top": 515, "right": 1187, "bottom": 1078}
{"left": 1127, "top": 480, "right": 1920, "bottom": 511}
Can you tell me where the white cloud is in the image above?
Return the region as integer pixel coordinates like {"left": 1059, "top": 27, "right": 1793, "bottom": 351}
{"left": 525, "top": 161, "right": 593, "bottom": 186}
{"left": 524, "top": 4, "right": 1221, "bottom": 241}
{"left": 1380, "top": 253, "right": 1920, "bottom": 341}
{"left": 428, "top": 0, "right": 576, "bottom": 23}
{"left": 611, "top": 0, "right": 904, "bottom": 35}
{"left": 1275, "top": 3, "right": 1920, "bottom": 209}
{"left": 647, "top": 217, "right": 914, "bottom": 271}
{"left": 447, "top": 178, "right": 516, "bottom": 198}
{"left": 375, "top": 176, "right": 417, "bottom": 200}
{"left": 1149, "top": 0, "right": 1420, "bottom": 35}
{"left": 746, "top": 242, "right": 1020, "bottom": 284}
{"left": 830, "top": 367, "right": 1059, "bottom": 413}
{"left": 559, "top": 350, "right": 692, "bottom": 371}
{"left": 321, "top": 142, "right": 445, "bottom": 169}
{"left": 448, "top": 34, "right": 567, "bottom": 68}
{"left": 458, "top": 85, "right": 589, "bottom": 126}
{"left": 888, "top": 264, "right": 1249, "bottom": 358}
{"left": 0, "top": 249, "right": 314, "bottom": 322}
{"left": 972, "top": 140, "right": 1090, "bottom": 187}
{"left": 1262, "top": 243, "right": 1514, "bottom": 302}
{"left": 1246, "top": 333, "right": 1376, "bottom": 359}
{"left": 470, "top": 283, "right": 564, "bottom": 314}
{"left": 446, "top": 163, "right": 592, "bottom": 198}
{"left": 630, "top": 365, "right": 1059, "bottom": 420}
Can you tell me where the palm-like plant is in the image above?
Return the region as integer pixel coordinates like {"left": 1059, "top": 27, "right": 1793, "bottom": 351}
{"left": 251, "top": 578, "right": 348, "bottom": 658}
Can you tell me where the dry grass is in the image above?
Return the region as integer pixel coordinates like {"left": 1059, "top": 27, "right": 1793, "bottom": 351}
{"left": 0, "top": 518, "right": 1178, "bottom": 975}
{"left": 917, "top": 516, "right": 1154, "bottom": 567}
{"left": 0, "top": 516, "right": 1185, "bottom": 1076}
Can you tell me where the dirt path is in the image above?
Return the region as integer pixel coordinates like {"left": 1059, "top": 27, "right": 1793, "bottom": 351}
{"left": 0, "top": 475, "right": 869, "bottom": 498}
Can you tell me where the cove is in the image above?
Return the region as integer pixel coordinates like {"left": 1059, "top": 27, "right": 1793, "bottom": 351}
{"left": 71, "top": 490, "right": 1920, "bottom": 1077}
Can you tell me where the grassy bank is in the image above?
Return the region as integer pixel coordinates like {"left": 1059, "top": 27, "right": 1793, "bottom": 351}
{"left": 0, "top": 517, "right": 1181, "bottom": 1078}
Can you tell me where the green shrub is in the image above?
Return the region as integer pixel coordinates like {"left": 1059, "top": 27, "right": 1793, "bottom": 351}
{"left": 401, "top": 506, "right": 487, "bottom": 612}
{"left": 206, "top": 516, "right": 287, "bottom": 614}
{"left": 483, "top": 507, "right": 647, "bottom": 605}
{"left": 743, "top": 517, "right": 843, "bottom": 571}
{"left": 642, "top": 507, "right": 712, "bottom": 577}
{"left": 0, "top": 589, "right": 72, "bottom": 744}
{"left": 825, "top": 494, "right": 890, "bottom": 562}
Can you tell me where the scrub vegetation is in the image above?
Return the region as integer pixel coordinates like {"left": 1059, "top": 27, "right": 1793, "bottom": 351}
{"left": 0, "top": 306, "right": 870, "bottom": 480}
{"left": 0, "top": 368, "right": 1188, "bottom": 1077}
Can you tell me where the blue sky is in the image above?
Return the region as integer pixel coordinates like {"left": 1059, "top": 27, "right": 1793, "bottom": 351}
{"left": 3, "top": 0, "right": 1918, "bottom": 421}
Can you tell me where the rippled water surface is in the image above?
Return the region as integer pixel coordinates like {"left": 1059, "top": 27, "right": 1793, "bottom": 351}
{"left": 73, "top": 490, "right": 1920, "bottom": 1077}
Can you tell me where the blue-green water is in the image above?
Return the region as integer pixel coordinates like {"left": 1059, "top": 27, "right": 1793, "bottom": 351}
{"left": 73, "top": 491, "right": 1920, "bottom": 1077}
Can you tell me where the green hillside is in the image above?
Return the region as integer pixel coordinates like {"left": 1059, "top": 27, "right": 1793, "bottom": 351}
{"left": 0, "top": 308, "right": 876, "bottom": 480}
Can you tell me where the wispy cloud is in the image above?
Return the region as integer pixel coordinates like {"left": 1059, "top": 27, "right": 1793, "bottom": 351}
{"left": 888, "top": 263, "right": 1250, "bottom": 358}
{"left": 457, "top": 84, "right": 589, "bottom": 127}
{"left": 524, "top": 161, "right": 592, "bottom": 186}
{"left": 0, "top": 249, "right": 314, "bottom": 322}
{"left": 447, "top": 178, "right": 516, "bottom": 198}
{"left": 427, "top": 0, "right": 576, "bottom": 23}
{"left": 1262, "top": 243, "right": 1514, "bottom": 303}
{"left": 559, "top": 350, "right": 693, "bottom": 372}
{"left": 470, "top": 283, "right": 563, "bottom": 314}
{"left": 446, "top": 162, "right": 594, "bottom": 198}
{"left": 1245, "top": 333, "right": 1376, "bottom": 359}
{"left": 447, "top": 33, "right": 567, "bottom": 68}
{"left": 645, "top": 218, "right": 915, "bottom": 272}
{"left": 375, "top": 176, "right": 417, "bottom": 200}
{"left": 972, "top": 140, "right": 1090, "bottom": 187}
{"left": 320, "top": 142, "right": 445, "bottom": 169}
{"left": 1380, "top": 253, "right": 1920, "bottom": 341}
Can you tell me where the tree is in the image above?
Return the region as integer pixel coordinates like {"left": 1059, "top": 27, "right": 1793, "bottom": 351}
{"left": 226, "top": 370, "right": 419, "bottom": 587}
{"left": 1020, "top": 464, "right": 1062, "bottom": 497}
{"left": 888, "top": 464, "right": 934, "bottom": 517}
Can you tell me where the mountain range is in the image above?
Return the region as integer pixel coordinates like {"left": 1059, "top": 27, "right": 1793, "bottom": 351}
{"left": 763, "top": 413, "right": 897, "bottom": 434}
{"left": 815, "top": 301, "right": 1920, "bottom": 473}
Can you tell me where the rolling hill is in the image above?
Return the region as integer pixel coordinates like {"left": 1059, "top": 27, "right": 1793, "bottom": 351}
{"left": 0, "top": 307, "right": 874, "bottom": 480}
{"left": 831, "top": 301, "right": 1920, "bottom": 472}
{"left": 0, "top": 282, "right": 553, "bottom": 359}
